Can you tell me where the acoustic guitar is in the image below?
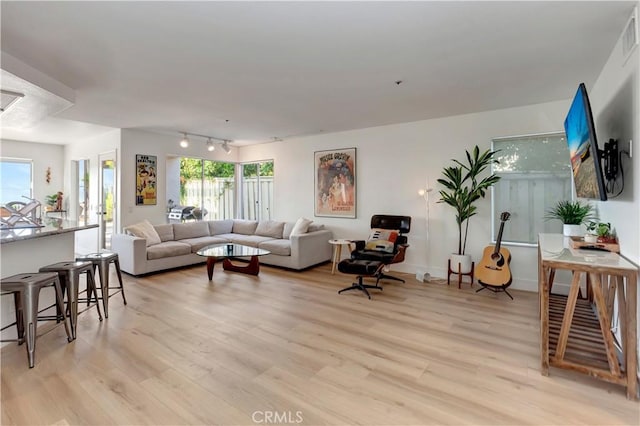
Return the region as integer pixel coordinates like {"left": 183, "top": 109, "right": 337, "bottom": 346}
{"left": 476, "top": 212, "right": 513, "bottom": 292}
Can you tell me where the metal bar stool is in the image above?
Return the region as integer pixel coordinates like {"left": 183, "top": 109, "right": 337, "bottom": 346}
{"left": 0, "top": 272, "right": 73, "bottom": 368}
{"left": 76, "top": 252, "right": 127, "bottom": 318}
{"left": 39, "top": 261, "right": 103, "bottom": 339}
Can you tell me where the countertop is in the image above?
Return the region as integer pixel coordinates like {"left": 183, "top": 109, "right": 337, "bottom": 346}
{"left": 0, "top": 219, "right": 98, "bottom": 244}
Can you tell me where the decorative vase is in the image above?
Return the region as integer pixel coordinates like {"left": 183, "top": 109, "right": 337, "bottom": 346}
{"left": 584, "top": 233, "right": 598, "bottom": 243}
{"left": 450, "top": 254, "right": 472, "bottom": 274}
{"left": 563, "top": 224, "right": 582, "bottom": 237}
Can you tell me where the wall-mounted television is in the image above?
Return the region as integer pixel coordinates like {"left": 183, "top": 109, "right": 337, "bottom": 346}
{"left": 564, "top": 83, "right": 607, "bottom": 201}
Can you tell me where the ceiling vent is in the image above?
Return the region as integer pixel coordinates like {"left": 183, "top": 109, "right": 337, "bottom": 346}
{"left": 622, "top": 7, "right": 638, "bottom": 62}
{"left": 0, "top": 89, "right": 24, "bottom": 114}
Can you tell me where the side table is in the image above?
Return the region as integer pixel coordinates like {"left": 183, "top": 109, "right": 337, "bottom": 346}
{"left": 329, "top": 239, "right": 354, "bottom": 274}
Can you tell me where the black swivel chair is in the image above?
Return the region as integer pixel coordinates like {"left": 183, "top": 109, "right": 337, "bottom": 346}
{"left": 349, "top": 214, "right": 411, "bottom": 285}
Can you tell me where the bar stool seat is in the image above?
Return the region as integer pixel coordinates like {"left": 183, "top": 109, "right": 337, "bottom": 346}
{"left": 39, "top": 261, "right": 103, "bottom": 339}
{"left": 75, "top": 251, "right": 127, "bottom": 318}
{"left": 0, "top": 272, "right": 73, "bottom": 368}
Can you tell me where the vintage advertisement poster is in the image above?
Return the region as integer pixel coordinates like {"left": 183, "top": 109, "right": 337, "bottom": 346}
{"left": 314, "top": 148, "right": 356, "bottom": 218}
{"left": 136, "top": 154, "right": 157, "bottom": 205}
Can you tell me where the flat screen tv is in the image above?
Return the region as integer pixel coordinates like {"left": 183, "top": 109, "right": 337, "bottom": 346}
{"left": 564, "top": 83, "right": 607, "bottom": 201}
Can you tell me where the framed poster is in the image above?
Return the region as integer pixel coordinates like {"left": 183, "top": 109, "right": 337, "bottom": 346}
{"left": 136, "top": 154, "right": 157, "bottom": 205}
{"left": 314, "top": 147, "right": 356, "bottom": 218}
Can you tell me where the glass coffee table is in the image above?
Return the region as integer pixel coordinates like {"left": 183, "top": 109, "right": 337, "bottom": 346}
{"left": 196, "top": 243, "right": 271, "bottom": 280}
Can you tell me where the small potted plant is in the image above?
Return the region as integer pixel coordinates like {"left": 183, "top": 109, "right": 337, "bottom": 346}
{"left": 45, "top": 193, "right": 61, "bottom": 211}
{"left": 594, "top": 222, "right": 616, "bottom": 243}
{"left": 585, "top": 221, "right": 599, "bottom": 243}
{"left": 545, "top": 200, "right": 595, "bottom": 237}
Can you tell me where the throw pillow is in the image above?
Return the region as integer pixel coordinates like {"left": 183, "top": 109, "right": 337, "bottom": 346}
{"left": 367, "top": 228, "right": 399, "bottom": 243}
{"left": 124, "top": 219, "right": 161, "bottom": 247}
{"left": 364, "top": 239, "right": 396, "bottom": 253}
{"left": 290, "top": 217, "right": 312, "bottom": 236}
{"left": 364, "top": 228, "right": 399, "bottom": 253}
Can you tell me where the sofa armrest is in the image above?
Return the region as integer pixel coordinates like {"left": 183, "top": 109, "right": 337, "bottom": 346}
{"left": 290, "top": 229, "right": 333, "bottom": 267}
{"left": 111, "top": 233, "right": 147, "bottom": 275}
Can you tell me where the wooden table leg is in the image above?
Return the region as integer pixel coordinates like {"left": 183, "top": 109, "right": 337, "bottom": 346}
{"left": 624, "top": 271, "right": 638, "bottom": 400}
{"left": 223, "top": 255, "right": 260, "bottom": 276}
{"left": 540, "top": 264, "right": 550, "bottom": 376}
{"left": 206, "top": 257, "right": 216, "bottom": 280}
{"left": 331, "top": 244, "right": 342, "bottom": 275}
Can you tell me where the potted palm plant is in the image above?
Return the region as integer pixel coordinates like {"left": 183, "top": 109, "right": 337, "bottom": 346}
{"left": 545, "top": 200, "right": 595, "bottom": 236}
{"left": 437, "top": 146, "right": 501, "bottom": 273}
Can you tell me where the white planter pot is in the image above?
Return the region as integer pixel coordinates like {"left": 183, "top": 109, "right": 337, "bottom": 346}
{"left": 563, "top": 224, "right": 582, "bottom": 237}
{"left": 584, "top": 233, "right": 598, "bottom": 243}
{"left": 450, "top": 254, "right": 473, "bottom": 274}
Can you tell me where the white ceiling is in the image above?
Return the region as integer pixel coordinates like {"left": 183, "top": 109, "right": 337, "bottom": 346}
{"left": 0, "top": 1, "right": 635, "bottom": 146}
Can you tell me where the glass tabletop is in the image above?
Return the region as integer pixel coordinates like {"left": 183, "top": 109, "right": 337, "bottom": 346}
{"left": 196, "top": 243, "right": 270, "bottom": 258}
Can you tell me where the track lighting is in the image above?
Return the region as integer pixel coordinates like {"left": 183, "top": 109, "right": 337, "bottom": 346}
{"left": 179, "top": 133, "right": 189, "bottom": 148}
{"left": 177, "top": 131, "right": 233, "bottom": 152}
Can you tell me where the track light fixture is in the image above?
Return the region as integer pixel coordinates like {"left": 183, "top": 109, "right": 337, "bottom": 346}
{"left": 178, "top": 131, "right": 232, "bottom": 152}
{"left": 179, "top": 133, "right": 189, "bottom": 148}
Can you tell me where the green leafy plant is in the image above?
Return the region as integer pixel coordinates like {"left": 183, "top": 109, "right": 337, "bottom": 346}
{"left": 587, "top": 221, "right": 612, "bottom": 238}
{"left": 545, "top": 200, "right": 595, "bottom": 225}
{"left": 437, "top": 146, "right": 501, "bottom": 255}
{"left": 45, "top": 193, "right": 60, "bottom": 207}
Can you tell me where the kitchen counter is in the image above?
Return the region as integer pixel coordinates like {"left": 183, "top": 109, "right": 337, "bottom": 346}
{"left": 0, "top": 219, "right": 97, "bottom": 244}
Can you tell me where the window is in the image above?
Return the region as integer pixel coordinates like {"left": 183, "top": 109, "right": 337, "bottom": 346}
{"left": 0, "top": 158, "right": 33, "bottom": 204}
{"left": 491, "top": 133, "right": 572, "bottom": 245}
{"left": 76, "top": 159, "right": 90, "bottom": 226}
{"left": 240, "top": 161, "right": 274, "bottom": 220}
{"left": 179, "top": 158, "right": 235, "bottom": 220}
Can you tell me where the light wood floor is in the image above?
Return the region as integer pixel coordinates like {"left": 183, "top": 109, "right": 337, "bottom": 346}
{"left": 1, "top": 262, "right": 638, "bottom": 425}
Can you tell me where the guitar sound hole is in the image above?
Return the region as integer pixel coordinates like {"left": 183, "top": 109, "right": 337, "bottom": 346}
{"left": 491, "top": 252, "right": 505, "bottom": 266}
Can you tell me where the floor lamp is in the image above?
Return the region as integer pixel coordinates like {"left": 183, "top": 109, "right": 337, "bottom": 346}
{"left": 417, "top": 185, "right": 433, "bottom": 282}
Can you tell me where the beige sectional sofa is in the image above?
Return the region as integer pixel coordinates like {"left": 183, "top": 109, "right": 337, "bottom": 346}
{"left": 111, "top": 219, "right": 333, "bottom": 275}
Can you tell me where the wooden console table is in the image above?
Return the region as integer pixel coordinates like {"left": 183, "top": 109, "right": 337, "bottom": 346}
{"left": 538, "top": 233, "right": 638, "bottom": 400}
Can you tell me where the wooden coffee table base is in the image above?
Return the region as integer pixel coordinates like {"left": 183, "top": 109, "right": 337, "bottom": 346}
{"left": 222, "top": 256, "right": 260, "bottom": 276}
{"left": 205, "top": 256, "right": 261, "bottom": 280}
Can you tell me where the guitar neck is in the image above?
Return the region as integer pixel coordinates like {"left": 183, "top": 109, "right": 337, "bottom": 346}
{"left": 494, "top": 221, "right": 506, "bottom": 254}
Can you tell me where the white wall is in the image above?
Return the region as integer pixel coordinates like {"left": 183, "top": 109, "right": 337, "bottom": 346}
{"left": 590, "top": 3, "right": 640, "bottom": 378}
{"left": 239, "top": 100, "right": 570, "bottom": 291}
{"left": 0, "top": 139, "right": 65, "bottom": 205}
{"left": 119, "top": 129, "right": 239, "bottom": 228}
{"left": 591, "top": 7, "right": 640, "bottom": 265}
{"left": 64, "top": 129, "right": 121, "bottom": 253}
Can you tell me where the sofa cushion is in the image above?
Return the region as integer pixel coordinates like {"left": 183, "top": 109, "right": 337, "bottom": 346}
{"left": 232, "top": 220, "right": 259, "bottom": 235}
{"left": 226, "top": 234, "right": 274, "bottom": 248}
{"left": 208, "top": 219, "right": 234, "bottom": 236}
{"left": 147, "top": 241, "right": 192, "bottom": 260}
{"left": 308, "top": 223, "right": 325, "bottom": 232}
{"left": 154, "top": 224, "right": 174, "bottom": 242}
{"left": 291, "top": 217, "right": 312, "bottom": 236}
{"left": 283, "top": 222, "right": 295, "bottom": 239}
{"left": 258, "top": 239, "right": 291, "bottom": 256}
{"left": 179, "top": 236, "right": 230, "bottom": 253}
{"left": 255, "top": 220, "right": 285, "bottom": 239}
{"left": 124, "top": 219, "right": 162, "bottom": 247}
{"left": 173, "top": 221, "right": 210, "bottom": 240}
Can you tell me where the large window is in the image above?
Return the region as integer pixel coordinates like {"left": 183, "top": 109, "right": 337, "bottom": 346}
{"left": 180, "top": 158, "right": 235, "bottom": 220}
{"left": 491, "top": 133, "right": 572, "bottom": 245}
{"left": 240, "top": 161, "right": 274, "bottom": 220}
{"left": 0, "top": 158, "right": 32, "bottom": 204}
